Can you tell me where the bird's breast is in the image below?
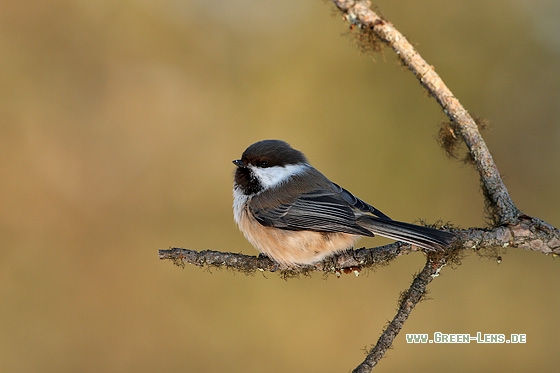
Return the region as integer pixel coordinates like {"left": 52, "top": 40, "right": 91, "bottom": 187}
{"left": 233, "top": 195, "right": 359, "bottom": 267}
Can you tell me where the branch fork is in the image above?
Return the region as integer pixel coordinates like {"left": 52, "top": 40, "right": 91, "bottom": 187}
{"left": 158, "top": 1, "right": 559, "bottom": 371}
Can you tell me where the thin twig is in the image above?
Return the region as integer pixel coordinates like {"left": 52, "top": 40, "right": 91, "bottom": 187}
{"left": 331, "top": 0, "right": 520, "bottom": 224}
{"left": 159, "top": 241, "right": 411, "bottom": 275}
{"left": 352, "top": 255, "right": 447, "bottom": 372}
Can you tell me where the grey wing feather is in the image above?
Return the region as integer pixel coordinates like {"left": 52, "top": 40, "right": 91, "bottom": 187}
{"left": 250, "top": 186, "right": 456, "bottom": 251}
{"left": 251, "top": 190, "right": 373, "bottom": 236}
{"left": 333, "top": 183, "right": 391, "bottom": 220}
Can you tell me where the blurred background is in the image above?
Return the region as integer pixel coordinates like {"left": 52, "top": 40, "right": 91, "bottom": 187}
{"left": 1, "top": 0, "right": 559, "bottom": 371}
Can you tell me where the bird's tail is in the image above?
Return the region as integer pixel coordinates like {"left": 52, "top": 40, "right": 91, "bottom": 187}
{"left": 357, "top": 216, "right": 455, "bottom": 251}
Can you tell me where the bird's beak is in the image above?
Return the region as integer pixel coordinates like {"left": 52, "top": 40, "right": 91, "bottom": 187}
{"left": 232, "top": 159, "right": 245, "bottom": 168}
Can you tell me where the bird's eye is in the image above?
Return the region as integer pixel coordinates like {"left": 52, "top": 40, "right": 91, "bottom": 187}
{"left": 258, "top": 161, "right": 269, "bottom": 168}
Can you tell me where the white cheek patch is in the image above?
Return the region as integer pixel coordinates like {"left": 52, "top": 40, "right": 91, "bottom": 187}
{"left": 249, "top": 163, "right": 308, "bottom": 189}
{"left": 232, "top": 186, "right": 248, "bottom": 224}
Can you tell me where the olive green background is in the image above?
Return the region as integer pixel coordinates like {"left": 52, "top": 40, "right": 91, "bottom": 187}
{"left": 1, "top": 0, "right": 559, "bottom": 371}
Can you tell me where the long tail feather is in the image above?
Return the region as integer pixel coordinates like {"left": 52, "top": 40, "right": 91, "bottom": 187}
{"left": 357, "top": 216, "right": 455, "bottom": 251}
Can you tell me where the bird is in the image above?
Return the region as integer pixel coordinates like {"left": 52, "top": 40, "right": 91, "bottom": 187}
{"left": 232, "top": 139, "right": 455, "bottom": 267}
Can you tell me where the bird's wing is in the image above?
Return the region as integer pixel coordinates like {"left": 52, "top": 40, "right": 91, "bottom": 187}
{"left": 333, "top": 183, "right": 392, "bottom": 220}
{"left": 250, "top": 189, "right": 374, "bottom": 236}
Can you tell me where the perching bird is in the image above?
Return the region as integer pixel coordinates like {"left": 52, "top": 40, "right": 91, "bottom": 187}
{"left": 233, "top": 140, "right": 455, "bottom": 267}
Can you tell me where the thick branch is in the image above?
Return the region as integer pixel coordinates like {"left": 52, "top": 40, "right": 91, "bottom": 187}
{"left": 352, "top": 255, "right": 447, "bottom": 372}
{"left": 331, "top": 0, "right": 520, "bottom": 224}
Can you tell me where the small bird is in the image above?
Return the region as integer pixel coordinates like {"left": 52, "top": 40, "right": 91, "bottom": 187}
{"left": 232, "top": 140, "right": 455, "bottom": 267}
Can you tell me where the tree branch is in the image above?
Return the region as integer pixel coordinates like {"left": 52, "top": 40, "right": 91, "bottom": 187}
{"left": 159, "top": 242, "right": 411, "bottom": 276}
{"left": 332, "top": 0, "right": 520, "bottom": 224}
{"left": 159, "top": 217, "right": 560, "bottom": 275}
{"left": 352, "top": 254, "right": 447, "bottom": 373}
{"left": 159, "top": 1, "right": 560, "bottom": 372}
